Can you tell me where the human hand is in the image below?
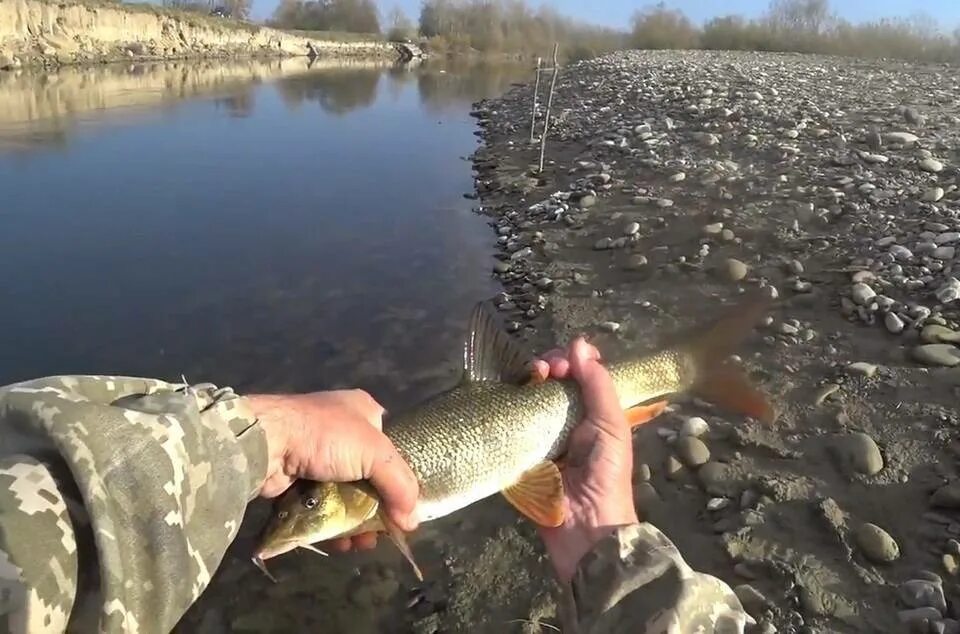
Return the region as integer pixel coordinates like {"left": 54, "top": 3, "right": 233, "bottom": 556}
{"left": 248, "top": 390, "right": 419, "bottom": 552}
{"left": 530, "top": 338, "right": 643, "bottom": 582}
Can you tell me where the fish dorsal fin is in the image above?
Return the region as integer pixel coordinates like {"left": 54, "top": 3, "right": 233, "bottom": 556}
{"left": 502, "top": 461, "right": 565, "bottom": 528}
{"left": 462, "top": 301, "right": 535, "bottom": 384}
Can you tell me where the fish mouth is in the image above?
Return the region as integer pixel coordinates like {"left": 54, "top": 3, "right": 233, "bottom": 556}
{"left": 256, "top": 539, "right": 300, "bottom": 561}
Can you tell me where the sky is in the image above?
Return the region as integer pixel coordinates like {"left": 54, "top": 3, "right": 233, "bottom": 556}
{"left": 251, "top": 0, "right": 960, "bottom": 31}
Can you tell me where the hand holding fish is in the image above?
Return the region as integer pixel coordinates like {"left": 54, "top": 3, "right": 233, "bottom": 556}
{"left": 250, "top": 390, "right": 421, "bottom": 546}
{"left": 532, "top": 338, "right": 642, "bottom": 582}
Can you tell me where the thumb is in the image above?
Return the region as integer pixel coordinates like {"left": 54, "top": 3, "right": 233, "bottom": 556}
{"left": 568, "top": 337, "right": 628, "bottom": 437}
{"left": 363, "top": 429, "right": 420, "bottom": 532}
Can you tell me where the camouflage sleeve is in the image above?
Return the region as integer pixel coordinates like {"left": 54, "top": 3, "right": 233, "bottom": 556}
{"left": 0, "top": 376, "right": 267, "bottom": 634}
{"left": 560, "top": 523, "right": 752, "bottom": 634}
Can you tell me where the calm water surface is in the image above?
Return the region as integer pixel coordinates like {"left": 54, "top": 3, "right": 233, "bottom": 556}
{"left": 0, "top": 58, "right": 528, "bottom": 406}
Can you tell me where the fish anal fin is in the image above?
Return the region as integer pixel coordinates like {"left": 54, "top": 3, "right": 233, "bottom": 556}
{"left": 502, "top": 461, "right": 565, "bottom": 528}
{"left": 380, "top": 513, "right": 423, "bottom": 581}
{"left": 625, "top": 400, "right": 669, "bottom": 428}
{"left": 694, "top": 363, "right": 776, "bottom": 424}
{"left": 463, "top": 301, "right": 536, "bottom": 385}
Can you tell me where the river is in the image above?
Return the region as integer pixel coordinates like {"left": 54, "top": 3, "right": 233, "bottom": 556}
{"left": 0, "top": 57, "right": 531, "bottom": 407}
{"left": 0, "top": 57, "right": 534, "bottom": 632}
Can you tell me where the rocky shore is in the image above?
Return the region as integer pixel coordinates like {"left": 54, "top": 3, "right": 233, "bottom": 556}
{"left": 468, "top": 49, "right": 960, "bottom": 633}
{"left": 0, "top": 0, "right": 406, "bottom": 70}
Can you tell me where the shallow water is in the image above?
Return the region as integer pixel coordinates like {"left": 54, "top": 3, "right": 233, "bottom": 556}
{"left": 0, "top": 57, "right": 529, "bottom": 408}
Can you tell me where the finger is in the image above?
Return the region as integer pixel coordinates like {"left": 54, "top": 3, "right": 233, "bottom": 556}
{"left": 328, "top": 537, "right": 353, "bottom": 553}
{"left": 568, "top": 337, "right": 626, "bottom": 429}
{"left": 538, "top": 347, "right": 571, "bottom": 378}
{"left": 351, "top": 532, "right": 379, "bottom": 551}
{"left": 362, "top": 430, "right": 420, "bottom": 532}
{"left": 530, "top": 360, "right": 550, "bottom": 382}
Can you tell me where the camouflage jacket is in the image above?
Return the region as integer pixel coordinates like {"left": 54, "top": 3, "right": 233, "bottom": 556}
{"left": 0, "top": 376, "right": 748, "bottom": 634}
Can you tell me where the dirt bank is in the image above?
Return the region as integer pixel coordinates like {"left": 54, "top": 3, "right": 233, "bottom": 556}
{"left": 0, "top": 0, "right": 401, "bottom": 69}
{"left": 467, "top": 49, "right": 960, "bottom": 633}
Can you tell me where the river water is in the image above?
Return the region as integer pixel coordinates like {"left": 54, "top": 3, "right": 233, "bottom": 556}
{"left": 0, "top": 57, "right": 530, "bottom": 408}
{"left": 0, "top": 57, "right": 533, "bottom": 631}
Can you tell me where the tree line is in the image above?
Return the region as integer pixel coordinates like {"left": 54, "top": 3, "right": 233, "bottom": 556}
{"left": 161, "top": 0, "right": 960, "bottom": 64}
{"left": 630, "top": 0, "right": 960, "bottom": 63}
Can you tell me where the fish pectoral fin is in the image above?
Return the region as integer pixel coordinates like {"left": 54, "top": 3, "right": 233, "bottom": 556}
{"left": 502, "top": 461, "right": 565, "bottom": 528}
{"left": 694, "top": 362, "right": 776, "bottom": 424}
{"left": 462, "top": 300, "right": 536, "bottom": 385}
{"left": 298, "top": 544, "right": 329, "bottom": 557}
{"left": 625, "top": 400, "right": 669, "bottom": 428}
{"left": 380, "top": 513, "right": 424, "bottom": 582}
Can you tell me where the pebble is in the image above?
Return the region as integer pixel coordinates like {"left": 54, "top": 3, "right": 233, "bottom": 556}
{"left": 635, "top": 482, "right": 660, "bottom": 512}
{"left": 624, "top": 222, "right": 641, "bottom": 236}
{"left": 886, "top": 131, "right": 919, "bottom": 145}
{"left": 636, "top": 463, "right": 652, "bottom": 482}
{"left": 704, "top": 222, "right": 724, "bottom": 235}
{"left": 707, "top": 497, "right": 730, "bottom": 511}
{"left": 899, "top": 579, "right": 946, "bottom": 613}
{"left": 934, "top": 247, "right": 956, "bottom": 260}
{"left": 664, "top": 455, "right": 684, "bottom": 480}
{"left": 828, "top": 432, "right": 884, "bottom": 476}
{"left": 493, "top": 261, "right": 512, "bottom": 274}
{"left": 675, "top": 436, "right": 710, "bottom": 467}
{"left": 599, "top": 321, "right": 621, "bottom": 333}
{"left": 935, "top": 278, "right": 960, "bottom": 303}
{"left": 698, "top": 461, "right": 736, "bottom": 496}
{"left": 733, "top": 584, "right": 768, "bottom": 618}
{"left": 924, "top": 187, "right": 946, "bottom": 203}
{"left": 855, "top": 523, "right": 900, "bottom": 563}
{"left": 851, "top": 283, "right": 876, "bottom": 305}
{"left": 923, "top": 325, "right": 960, "bottom": 343}
{"left": 657, "top": 198, "right": 674, "bottom": 208}
{"left": 669, "top": 172, "right": 686, "bottom": 182}
{"left": 679, "top": 416, "right": 709, "bottom": 437}
{"left": 932, "top": 483, "right": 960, "bottom": 509}
{"left": 944, "top": 554, "right": 959, "bottom": 576}
{"left": 912, "top": 344, "right": 960, "bottom": 367}
{"left": 890, "top": 245, "right": 914, "bottom": 260}
{"left": 725, "top": 258, "right": 749, "bottom": 282}
{"left": 885, "top": 312, "right": 905, "bottom": 334}
{"left": 578, "top": 194, "right": 597, "bottom": 208}
{"left": 920, "top": 158, "right": 945, "bottom": 173}
{"left": 846, "top": 362, "right": 878, "bottom": 378}
{"left": 899, "top": 607, "right": 943, "bottom": 625}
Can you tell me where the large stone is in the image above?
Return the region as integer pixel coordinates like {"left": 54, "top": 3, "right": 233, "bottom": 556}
{"left": 675, "top": 436, "right": 710, "bottom": 467}
{"left": 920, "top": 158, "right": 945, "bottom": 173}
{"left": 899, "top": 579, "right": 946, "bottom": 613}
{"left": 913, "top": 344, "right": 960, "bottom": 367}
{"left": 724, "top": 258, "right": 749, "bottom": 282}
{"left": 828, "top": 432, "right": 884, "bottom": 476}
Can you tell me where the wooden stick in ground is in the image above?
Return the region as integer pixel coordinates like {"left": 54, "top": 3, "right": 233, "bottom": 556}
{"left": 529, "top": 56, "right": 542, "bottom": 144}
{"left": 538, "top": 43, "right": 560, "bottom": 174}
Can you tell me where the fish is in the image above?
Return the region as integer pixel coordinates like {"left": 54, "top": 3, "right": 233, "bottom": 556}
{"left": 254, "top": 292, "right": 776, "bottom": 580}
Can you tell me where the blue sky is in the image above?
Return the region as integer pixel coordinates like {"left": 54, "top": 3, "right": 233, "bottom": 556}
{"left": 252, "top": 0, "right": 960, "bottom": 31}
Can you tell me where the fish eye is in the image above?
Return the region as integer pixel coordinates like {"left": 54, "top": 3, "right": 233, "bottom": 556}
{"left": 278, "top": 511, "right": 288, "bottom": 520}
{"left": 304, "top": 497, "right": 318, "bottom": 509}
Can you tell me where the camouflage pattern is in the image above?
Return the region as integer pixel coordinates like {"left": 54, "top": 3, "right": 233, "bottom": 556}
{"left": 0, "top": 376, "right": 266, "bottom": 634}
{"left": 563, "top": 523, "right": 752, "bottom": 633}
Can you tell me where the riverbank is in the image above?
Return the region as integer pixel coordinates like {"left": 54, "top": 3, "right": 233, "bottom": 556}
{"left": 468, "top": 50, "right": 960, "bottom": 632}
{"left": 0, "top": 0, "right": 407, "bottom": 70}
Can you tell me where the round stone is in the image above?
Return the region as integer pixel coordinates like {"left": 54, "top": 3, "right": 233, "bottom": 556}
{"left": 912, "top": 344, "right": 960, "bottom": 367}
{"left": 855, "top": 523, "right": 900, "bottom": 563}
{"left": 725, "top": 258, "right": 749, "bottom": 282}
{"left": 675, "top": 436, "right": 710, "bottom": 467}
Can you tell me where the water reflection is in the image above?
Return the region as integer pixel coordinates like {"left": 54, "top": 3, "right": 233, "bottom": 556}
{"left": 0, "top": 57, "right": 530, "bottom": 154}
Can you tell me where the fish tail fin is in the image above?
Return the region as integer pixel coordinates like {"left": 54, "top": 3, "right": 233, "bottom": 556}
{"left": 681, "top": 291, "right": 777, "bottom": 424}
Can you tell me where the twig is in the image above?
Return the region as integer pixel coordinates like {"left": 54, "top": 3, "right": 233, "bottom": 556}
{"left": 538, "top": 42, "right": 560, "bottom": 174}
{"left": 504, "top": 619, "right": 561, "bottom": 632}
{"left": 530, "top": 56, "right": 541, "bottom": 144}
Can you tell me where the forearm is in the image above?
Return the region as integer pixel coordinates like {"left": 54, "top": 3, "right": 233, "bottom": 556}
{"left": 0, "top": 376, "right": 268, "bottom": 633}
{"left": 562, "top": 523, "right": 751, "bottom": 633}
